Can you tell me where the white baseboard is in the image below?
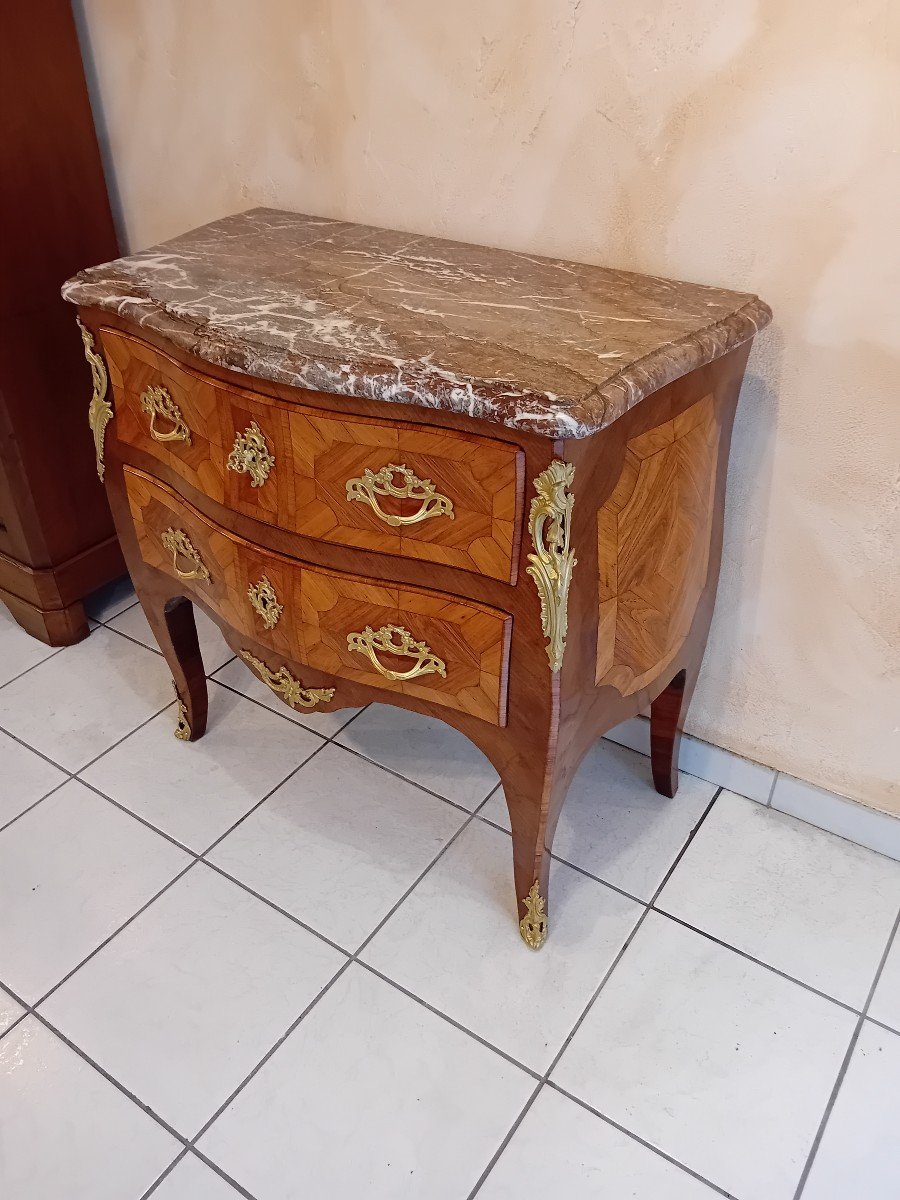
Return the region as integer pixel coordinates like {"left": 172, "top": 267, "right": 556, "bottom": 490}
{"left": 603, "top": 717, "right": 900, "bottom": 862}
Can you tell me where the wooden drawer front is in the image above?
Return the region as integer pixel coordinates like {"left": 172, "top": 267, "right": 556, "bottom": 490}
{"left": 101, "top": 329, "right": 290, "bottom": 530}
{"left": 104, "top": 329, "right": 522, "bottom": 582}
{"left": 124, "top": 468, "right": 511, "bottom": 726}
{"left": 287, "top": 410, "right": 521, "bottom": 581}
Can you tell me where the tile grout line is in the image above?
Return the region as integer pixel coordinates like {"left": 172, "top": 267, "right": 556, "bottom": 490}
{"left": 545, "top": 1082, "right": 737, "bottom": 1199}
{"left": 328, "top": 737, "right": 489, "bottom": 817}
{"left": 864, "top": 1013, "right": 900, "bottom": 1039}
{"left": 472, "top": 792, "right": 866, "bottom": 1016}
{"left": 648, "top": 907, "right": 864, "bottom": 1017}
{"left": 0, "top": 644, "right": 68, "bottom": 693}
{"left": 0, "top": 723, "right": 77, "bottom": 778}
{"left": 4, "top": 679, "right": 891, "bottom": 1200}
{"left": 31, "top": 858, "right": 201, "bottom": 1009}
{"left": 136, "top": 1149, "right": 190, "bottom": 1200}
{"left": 1, "top": 700, "right": 503, "bottom": 1195}
{"left": 472, "top": 807, "right": 649, "bottom": 907}
{"left": 465, "top": 787, "right": 726, "bottom": 1200}
{"left": 185, "top": 783, "right": 506, "bottom": 1154}
{"left": 791, "top": 902, "right": 900, "bottom": 1200}
{"left": 766, "top": 770, "right": 779, "bottom": 807}
{"left": 0, "top": 775, "right": 74, "bottom": 838}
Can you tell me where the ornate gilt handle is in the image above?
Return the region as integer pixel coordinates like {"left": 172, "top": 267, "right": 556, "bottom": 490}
{"left": 345, "top": 463, "right": 454, "bottom": 528}
{"left": 240, "top": 650, "right": 334, "bottom": 710}
{"left": 160, "top": 528, "right": 211, "bottom": 583}
{"left": 346, "top": 623, "right": 446, "bottom": 681}
{"left": 141, "top": 385, "right": 191, "bottom": 445}
{"left": 227, "top": 421, "right": 274, "bottom": 488}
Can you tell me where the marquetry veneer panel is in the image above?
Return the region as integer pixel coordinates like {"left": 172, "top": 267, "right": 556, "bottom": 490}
{"left": 596, "top": 393, "right": 720, "bottom": 696}
{"left": 104, "top": 330, "right": 522, "bottom": 582}
{"left": 125, "top": 467, "right": 511, "bottom": 725}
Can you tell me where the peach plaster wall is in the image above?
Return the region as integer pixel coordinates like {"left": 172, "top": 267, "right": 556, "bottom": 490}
{"left": 73, "top": 0, "right": 900, "bottom": 813}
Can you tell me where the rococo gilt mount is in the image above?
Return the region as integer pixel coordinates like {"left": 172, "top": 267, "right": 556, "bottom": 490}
{"left": 64, "top": 209, "right": 770, "bottom": 949}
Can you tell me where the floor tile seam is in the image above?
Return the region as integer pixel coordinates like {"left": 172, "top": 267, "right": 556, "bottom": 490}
{"left": 477, "top": 782, "right": 726, "bottom": 1193}
{"left": 355, "top": 958, "right": 543, "bottom": 1080}
{"left": 201, "top": 790, "right": 484, "bottom": 964}
{"left": 791, "top": 902, "right": 900, "bottom": 1200}
{"left": 185, "top": 958, "right": 355, "bottom": 1148}
{"left": 543, "top": 1081, "right": 738, "bottom": 1200}
{"left": 465, "top": 1079, "right": 545, "bottom": 1200}
{"left": 7, "top": 762, "right": 689, "bottom": 1148}
{"left": 0, "top": 721, "right": 76, "bottom": 776}
{"left": 0, "top": 775, "right": 74, "bottom": 838}
{"left": 178, "top": 807, "right": 490, "bottom": 1150}
{"left": 175, "top": 1147, "right": 261, "bottom": 1200}
{"left": 194, "top": 736, "right": 337, "bottom": 860}
{"left": 75, "top": 698, "right": 182, "bottom": 774}
{"left": 0, "top": 643, "right": 67, "bottom": 692}
{"left": 186, "top": 807, "right": 512, "bottom": 1147}
{"left": 137, "top": 1148, "right": 190, "bottom": 1200}
{"left": 101, "top": 622, "right": 167, "bottom": 657}
{"left": 9, "top": 910, "right": 351, "bottom": 1184}
{"left": 648, "top": 906, "right": 864, "bottom": 1016}
{"left": 0, "top": 1009, "right": 29, "bottom": 1044}
{"left": 27, "top": 1007, "right": 191, "bottom": 1146}
{"left": 96, "top": 596, "right": 140, "bottom": 624}
{"left": 469, "top": 809, "right": 649, "bottom": 906}
{"left": 864, "top": 1013, "right": 900, "bottom": 1039}
{"left": 350, "top": 805, "right": 485, "bottom": 956}
{"left": 647, "top": 788, "right": 722, "bottom": 906}
{"left": 75, "top": 776, "right": 208, "bottom": 859}
{"left": 103, "top": 615, "right": 236, "bottom": 678}
{"left": 74, "top": 690, "right": 332, "bottom": 859}
{"left": 203, "top": 677, "right": 330, "bottom": 747}
{"left": 329, "top": 737, "right": 495, "bottom": 815}
{"left": 12, "top": 946, "right": 344, "bottom": 1200}
{"left": 199, "top": 858, "right": 352, "bottom": 956}
{"left": 765, "top": 770, "right": 778, "bottom": 806}
{"left": 467, "top": 902, "right": 658, "bottom": 1199}
{"left": 31, "top": 859, "right": 201, "bottom": 1009}
{"left": 4, "top": 778, "right": 709, "bottom": 1199}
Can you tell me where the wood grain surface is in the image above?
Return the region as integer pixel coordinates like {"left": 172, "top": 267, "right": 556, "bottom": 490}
{"left": 126, "top": 466, "right": 511, "bottom": 726}
{"left": 104, "top": 328, "right": 521, "bottom": 582}
{"left": 596, "top": 393, "right": 720, "bottom": 696}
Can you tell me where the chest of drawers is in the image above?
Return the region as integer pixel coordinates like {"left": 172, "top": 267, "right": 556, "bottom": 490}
{"left": 64, "top": 209, "right": 770, "bottom": 949}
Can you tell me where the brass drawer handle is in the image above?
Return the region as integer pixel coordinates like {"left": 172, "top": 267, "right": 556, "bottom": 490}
{"left": 227, "top": 421, "right": 274, "bottom": 487}
{"left": 247, "top": 575, "right": 283, "bottom": 629}
{"left": 345, "top": 464, "right": 454, "bottom": 528}
{"left": 240, "top": 649, "right": 334, "bottom": 709}
{"left": 346, "top": 623, "right": 446, "bottom": 681}
{"left": 160, "top": 527, "right": 211, "bottom": 583}
{"left": 141, "top": 386, "right": 191, "bottom": 445}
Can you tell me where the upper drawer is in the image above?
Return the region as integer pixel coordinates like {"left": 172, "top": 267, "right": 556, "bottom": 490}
{"left": 102, "top": 329, "right": 523, "bottom": 582}
{"left": 125, "top": 466, "right": 511, "bottom": 727}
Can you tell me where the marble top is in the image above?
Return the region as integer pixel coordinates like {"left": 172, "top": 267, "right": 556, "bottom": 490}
{"left": 62, "top": 208, "right": 771, "bottom": 440}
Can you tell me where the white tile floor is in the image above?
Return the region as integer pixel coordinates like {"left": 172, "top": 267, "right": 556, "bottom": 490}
{"left": 1, "top": 586, "right": 898, "bottom": 1200}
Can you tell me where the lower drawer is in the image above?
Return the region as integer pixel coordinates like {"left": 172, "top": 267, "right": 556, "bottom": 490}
{"left": 124, "top": 467, "right": 511, "bottom": 726}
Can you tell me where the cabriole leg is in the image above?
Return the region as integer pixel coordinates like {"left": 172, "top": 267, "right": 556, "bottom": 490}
{"left": 649, "top": 666, "right": 699, "bottom": 798}
{"left": 140, "top": 592, "right": 208, "bottom": 742}
{"left": 501, "top": 748, "right": 567, "bottom": 951}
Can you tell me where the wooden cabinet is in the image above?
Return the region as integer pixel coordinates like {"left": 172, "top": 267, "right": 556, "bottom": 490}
{"left": 64, "top": 208, "right": 770, "bottom": 948}
{"left": 0, "top": 2, "right": 124, "bottom": 644}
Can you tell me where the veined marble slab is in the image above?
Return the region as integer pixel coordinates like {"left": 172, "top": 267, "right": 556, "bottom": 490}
{"left": 62, "top": 208, "right": 771, "bottom": 439}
